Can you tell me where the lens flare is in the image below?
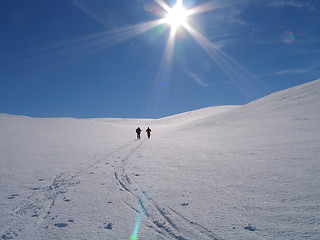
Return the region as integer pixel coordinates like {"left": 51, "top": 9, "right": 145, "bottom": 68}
{"left": 129, "top": 199, "right": 146, "bottom": 240}
{"left": 129, "top": 214, "right": 142, "bottom": 240}
{"left": 281, "top": 31, "right": 295, "bottom": 44}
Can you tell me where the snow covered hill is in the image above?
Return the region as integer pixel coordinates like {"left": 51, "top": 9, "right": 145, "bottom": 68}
{"left": 1, "top": 79, "right": 320, "bottom": 239}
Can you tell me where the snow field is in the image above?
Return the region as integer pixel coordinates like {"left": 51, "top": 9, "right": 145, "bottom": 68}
{"left": 1, "top": 79, "right": 320, "bottom": 239}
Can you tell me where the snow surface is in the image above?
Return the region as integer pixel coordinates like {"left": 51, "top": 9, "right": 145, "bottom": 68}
{"left": 1, "top": 79, "right": 320, "bottom": 240}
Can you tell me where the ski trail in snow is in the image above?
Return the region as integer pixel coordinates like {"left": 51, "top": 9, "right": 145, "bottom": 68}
{"left": 1, "top": 140, "right": 137, "bottom": 239}
{"left": 169, "top": 207, "right": 221, "bottom": 239}
{"left": 111, "top": 139, "right": 223, "bottom": 240}
{"left": 2, "top": 138, "right": 222, "bottom": 240}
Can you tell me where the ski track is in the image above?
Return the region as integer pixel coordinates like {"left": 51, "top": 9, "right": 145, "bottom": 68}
{"left": 2, "top": 139, "right": 222, "bottom": 240}
{"left": 112, "top": 139, "right": 223, "bottom": 240}
{"left": 1, "top": 141, "right": 135, "bottom": 239}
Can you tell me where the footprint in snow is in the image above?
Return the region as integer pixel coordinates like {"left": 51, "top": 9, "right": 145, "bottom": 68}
{"left": 2, "top": 232, "right": 18, "bottom": 239}
{"left": 54, "top": 223, "right": 68, "bottom": 228}
{"left": 7, "top": 193, "right": 19, "bottom": 199}
{"left": 244, "top": 224, "right": 257, "bottom": 231}
{"left": 104, "top": 223, "right": 112, "bottom": 230}
{"left": 63, "top": 197, "right": 71, "bottom": 202}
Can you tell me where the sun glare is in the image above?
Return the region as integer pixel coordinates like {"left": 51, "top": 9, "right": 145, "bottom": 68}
{"left": 164, "top": 3, "right": 188, "bottom": 28}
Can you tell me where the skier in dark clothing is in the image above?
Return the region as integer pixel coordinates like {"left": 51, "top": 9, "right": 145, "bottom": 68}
{"left": 146, "top": 127, "right": 152, "bottom": 139}
{"left": 136, "top": 127, "right": 142, "bottom": 139}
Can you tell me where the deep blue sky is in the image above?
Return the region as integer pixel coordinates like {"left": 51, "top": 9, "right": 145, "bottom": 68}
{"left": 1, "top": 0, "right": 319, "bottom": 118}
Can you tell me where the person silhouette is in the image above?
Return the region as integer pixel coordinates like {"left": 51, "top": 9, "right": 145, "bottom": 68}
{"left": 136, "top": 127, "right": 142, "bottom": 139}
{"left": 146, "top": 127, "right": 152, "bottom": 139}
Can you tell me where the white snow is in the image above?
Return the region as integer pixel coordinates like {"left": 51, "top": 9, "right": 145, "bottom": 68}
{"left": 1, "top": 79, "right": 320, "bottom": 240}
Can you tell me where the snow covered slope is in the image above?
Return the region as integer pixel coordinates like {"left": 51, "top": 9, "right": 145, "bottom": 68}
{"left": 1, "top": 79, "right": 319, "bottom": 240}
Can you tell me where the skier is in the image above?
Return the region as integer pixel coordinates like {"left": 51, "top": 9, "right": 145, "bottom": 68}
{"left": 146, "top": 127, "right": 152, "bottom": 139}
{"left": 136, "top": 127, "right": 142, "bottom": 139}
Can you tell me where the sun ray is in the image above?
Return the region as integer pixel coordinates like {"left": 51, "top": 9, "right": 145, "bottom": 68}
{"left": 184, "top": 23, "right": 265, "bottom": 98}
{"left": 4, "top": 19, "right": 165, "bottom": 74}
{"left": 147, "top": 0, "right": 266, "bottom": 113}
{"left": 154, "top": 0, "right": 172, "bottom": 13}
{"left": 148, "top": 26, "right": 177, "bottom": 117}
{"left": 186, "top": 1, "right": 217, "bottom": 15}
{"left": 1, "top": 18, "right": 167, "bottom": 94}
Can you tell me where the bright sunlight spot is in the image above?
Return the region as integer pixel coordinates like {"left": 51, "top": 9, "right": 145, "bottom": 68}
{"left": 164, "top": 3, "right": 188, "bottom": 28}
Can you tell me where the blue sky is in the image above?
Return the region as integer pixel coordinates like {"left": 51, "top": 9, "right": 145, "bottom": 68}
{"left": 1, "top": 0, "right": 319, "bottom": 118}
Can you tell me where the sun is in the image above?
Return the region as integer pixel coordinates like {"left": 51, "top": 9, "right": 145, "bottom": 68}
{"left": 164, "top": 3, "right": 188, "bottom": 29}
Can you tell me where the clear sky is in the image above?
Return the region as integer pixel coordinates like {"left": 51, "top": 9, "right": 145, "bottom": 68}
{"left": 1, "top": 0, "right": 319, "bottom": 118}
